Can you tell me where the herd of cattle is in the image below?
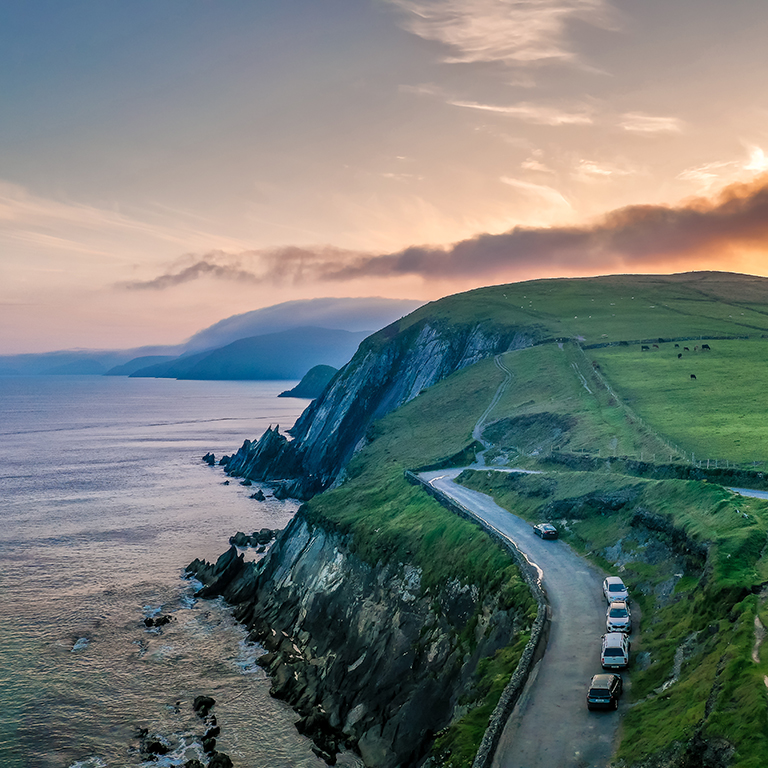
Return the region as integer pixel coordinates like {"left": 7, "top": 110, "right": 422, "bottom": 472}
{"left": 639, "top": 340, "right": 713, "bottom": 380}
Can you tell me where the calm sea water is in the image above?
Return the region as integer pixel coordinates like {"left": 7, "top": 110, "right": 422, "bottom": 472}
{"left": 0, "top": 376, "right": 346, "bottom": 768}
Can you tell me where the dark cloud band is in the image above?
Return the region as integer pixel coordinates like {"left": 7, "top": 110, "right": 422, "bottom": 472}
{"left": 122, "top": 174, "right": 768, "bottom": 290}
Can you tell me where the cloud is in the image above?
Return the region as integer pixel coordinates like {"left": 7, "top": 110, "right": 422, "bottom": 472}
{"left": 318, "top": 174, "right": 768, "bottom": 281}
{"left": 125, "top": 175, "right": 768, "bottom": 290}
{"left": 619, "top": 112, "right": 684, "bottom": 134}
{"left": 677, "top": 145, "right": 768, "bottom": 191}
{"left": 386, "top": 0, "right": 614, "bottom": 65}
{"left": 500, "top": 177, "right": 573, "bottom": 208}
{"left": 120, "top": 246, "right": 367, "bottom": 290}
{"left": 573, "top": 159, "right": 635, "bottom": 182}
{"left": 449, "top": 99, "right": 593, "bottom": 125}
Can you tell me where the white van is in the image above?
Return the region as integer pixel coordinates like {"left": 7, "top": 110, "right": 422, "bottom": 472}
{"left": 601, "top": 632, "right": 630, "bottom": 670}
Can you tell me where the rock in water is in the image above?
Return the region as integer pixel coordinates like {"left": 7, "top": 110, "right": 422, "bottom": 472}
{"left": 192, "top": 695, "right": 216, "bottom": 718}
{"left": 207, "top": 753, "right": 234, "bottom": 768}
{"left": 202, "top": 452, "right": 216, "bottom": 465}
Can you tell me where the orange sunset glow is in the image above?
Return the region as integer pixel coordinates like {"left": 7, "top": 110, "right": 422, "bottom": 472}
{"left": 3, "top": 1, "right": 768, "bottom": 352}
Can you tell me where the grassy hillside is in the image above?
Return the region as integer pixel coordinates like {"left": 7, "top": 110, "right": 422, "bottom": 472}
{"left": 590, "top": 339, "right": 768, "bottom": 465}
{"left": 297, "top": 272, "right": 768, "bottom": 766}
{"left": 457, "top": 469, "right": 768, "bottom": 767}
{"left": 396, "top": 272, "right": 768, "bottom": 346}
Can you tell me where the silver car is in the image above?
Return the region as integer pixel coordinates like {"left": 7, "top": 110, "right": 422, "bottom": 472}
{"left": 606, "top": 601, "right": 631, "bottom": 633}
{"left": 601, "top": 632, "right": 630, "bottom": 670}
{"left": 602, "top": 576, "right": 629, "bottom": 603}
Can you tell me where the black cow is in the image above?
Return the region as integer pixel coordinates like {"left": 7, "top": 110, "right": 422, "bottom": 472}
{"left": 690, "top": 374, "right": 697, "bottom": 380}
{"left": 678, "top": 353, "right": 682, "bottom": 359}
{"left": 684, "top": 347, "right": 690, "bottom": 351}
{"left": 702, "top": 344, "right": 711, "bottom": 351}
{"left": 675, "top": 343, "right": 679, "bottom": 348}
{"left": 641, "top": 345, "right": 650, "bottom": 351}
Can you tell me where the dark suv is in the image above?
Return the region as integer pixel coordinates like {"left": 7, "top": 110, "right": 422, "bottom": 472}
{"left": 586, "top": 673, "right": 623, "bottom": 711}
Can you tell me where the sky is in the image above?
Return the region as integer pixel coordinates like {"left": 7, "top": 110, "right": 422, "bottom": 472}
{"left": 3, "top": 0, "right": 768, "bottom": 353}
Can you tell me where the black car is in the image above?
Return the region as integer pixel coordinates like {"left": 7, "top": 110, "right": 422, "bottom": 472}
{"left": 586, "top": 673, "right": 623, "bottom": 711}
{"left": 533, "top": 523, "right": 558, "bottom": 539}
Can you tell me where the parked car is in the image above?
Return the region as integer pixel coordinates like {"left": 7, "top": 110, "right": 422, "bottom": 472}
{"left": 532, "top": 523, "right": 558, "bottom": 539}
{"left": 601, "top": 632, "right": 630, "bottom": 670}
{"left": 603, "top": 576, "right": 629, "bottom": 603}
{"left": 586, "top": 673, "right": 623, "bottom": 711}
{"left": 606, "top": 601, "right": 632, "bottom": 633}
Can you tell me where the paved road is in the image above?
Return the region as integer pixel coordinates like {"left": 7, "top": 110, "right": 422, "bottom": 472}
{"left": 730, "top": 486, "right": 768, "bottom": 500}
{"left": 419, "top": 468, "right": 622, "bottom": 768}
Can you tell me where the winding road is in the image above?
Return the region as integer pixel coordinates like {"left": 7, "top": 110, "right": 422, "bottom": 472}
{"left": 418, "top": 470, "right": 622, "bottom": 768}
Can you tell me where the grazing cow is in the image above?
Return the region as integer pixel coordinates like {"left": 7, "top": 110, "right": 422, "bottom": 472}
{"left": 684, "top": 347, "right": 690, "bottom": 351}
{"left": 675, "top": 343, "right": 679, "bottom": 348}
{"left": 653, "top": 344, "right": 659, "bottom": 349}
{"left": 678, "top": 353, "right": 682, "bottom": 359}
{"left": 690, "top": 374, "right": 697, "bottom": 380}
{"left": 641, "top": 345, "right": 650, "bottom": 351}
{"left": 702, "top": 344, "right": 711, "bottom": 351}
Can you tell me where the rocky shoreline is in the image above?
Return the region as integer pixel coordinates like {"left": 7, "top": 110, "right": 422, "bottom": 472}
{"left": 186, "top": 510, "right": 534, "bottom": 768}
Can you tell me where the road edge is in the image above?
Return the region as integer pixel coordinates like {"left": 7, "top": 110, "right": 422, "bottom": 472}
{"left": 404, "top": 470, "right": 551, "bottom": 768}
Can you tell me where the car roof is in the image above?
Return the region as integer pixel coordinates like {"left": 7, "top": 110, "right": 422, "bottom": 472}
{"left": 590, "top": 673, "right": 618, "bottom": 686}
{"left": 605, "top": 576, "right": 626, "bottom": 585}
{"left": 603, "top": 632, "right": 626, "bottom": 644}
{"left": 609, "top": 600, "right": 629, "bottom": 608}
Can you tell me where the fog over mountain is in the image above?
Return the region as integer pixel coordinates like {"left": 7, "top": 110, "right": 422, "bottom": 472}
{"left": 182, "top": 297, "right": 423, "bottom": 353}
{"left": 0, "top": 297, "right": 423, "bottom": 377}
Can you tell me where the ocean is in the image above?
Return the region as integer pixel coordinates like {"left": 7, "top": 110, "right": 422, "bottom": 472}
{"left": 0, "top": 375, "right": 348, "bottom": 768}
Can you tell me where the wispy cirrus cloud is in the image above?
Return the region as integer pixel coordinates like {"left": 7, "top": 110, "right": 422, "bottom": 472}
{"left": 500, "top": 177, "right": 573, "bottom": 208}
{"left": 449, "top": 98, "right": 593, "bottom": 125}
{"left": 385, "top": 0, "right": 614, "bottom": 66}
{"left": 619, "top": 112, "right": 684, "bottom": 134}
{"left": 677, "top": 145, "right": 768, "bottom": 191}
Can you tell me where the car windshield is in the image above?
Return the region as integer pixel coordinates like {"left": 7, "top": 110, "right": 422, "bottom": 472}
{"left": 608, "top": 583, "right": 625, "bottom": 592}
{"left": 609, "top": 607, "right": 628, "bottom": 617}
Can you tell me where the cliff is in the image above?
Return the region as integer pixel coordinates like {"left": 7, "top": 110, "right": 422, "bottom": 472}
{"left": 224, "top": 316, "right": 538, "bottom": 497}
{"left": 187, "top": 510, "right": 536, "bottom": 767}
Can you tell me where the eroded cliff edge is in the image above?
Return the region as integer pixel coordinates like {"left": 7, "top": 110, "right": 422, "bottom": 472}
{"left": 222, "top": 315, "right": 539, "bottom": 498}
{"left": 187, "top": 509, "right": 536, "bottom": 768}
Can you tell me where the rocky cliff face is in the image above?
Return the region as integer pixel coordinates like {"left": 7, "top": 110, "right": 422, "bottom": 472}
{"left": 224, "top": 317, "right": 538, "bottom": 497}
{"left": 187, "top": 511, "right": 532, "bottom": 768}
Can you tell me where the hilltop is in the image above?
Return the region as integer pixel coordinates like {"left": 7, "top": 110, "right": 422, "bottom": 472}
{"left": 215, "top": 271, "right": 768, "bottom": 768}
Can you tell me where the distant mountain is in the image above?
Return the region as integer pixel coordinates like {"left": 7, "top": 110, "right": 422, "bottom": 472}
{"left": 0, "top": 347, "right": 179, "bottom": 376}
{"left": 0, "top": 297, "right": 423, "bottom": 378}
{"left": 183, "top": 297, "right": 423, "bottom": 353}
{"left": 130, "top": 327, "right": 368, "bottom": 380}
{"left": 279, "top": 365, "right": 338, "bottom": 399}
{"left": 104, "top": 355, "right": 178, "bottom": 376}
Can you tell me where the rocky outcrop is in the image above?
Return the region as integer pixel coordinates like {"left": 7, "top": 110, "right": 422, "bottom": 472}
{"left": 186, "top": 512, "right": 533, "bottom": 768}
{"left": 225, "top": 317, "right": 538, "bottom": 497}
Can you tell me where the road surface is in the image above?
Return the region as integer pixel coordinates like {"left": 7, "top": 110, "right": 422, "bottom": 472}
{"left": 419, "top": 468, "right": 622, "bottom": 768}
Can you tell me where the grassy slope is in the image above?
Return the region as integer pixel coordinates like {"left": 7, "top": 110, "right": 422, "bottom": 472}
{"left": 301, "top": 272, "right": 768, "bottom": 766}
{"left": 302, "top": 358, "right": 537, "bottom": 766}
{"left": 457, "top": 470, "right": 768, "bottom": 767}
{"left": 396, "top": 272, "right": 768, "bottom": 344}
{"left": 591, "top": 339, "right": 768, "bottom": 465}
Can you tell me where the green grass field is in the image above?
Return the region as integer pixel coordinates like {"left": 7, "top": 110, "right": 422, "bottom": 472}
{"left": 591, "top": 339, "right": 768, "bottom": 465}
{"left": 394, "top": 272, "right": 768, "bottom": 347}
